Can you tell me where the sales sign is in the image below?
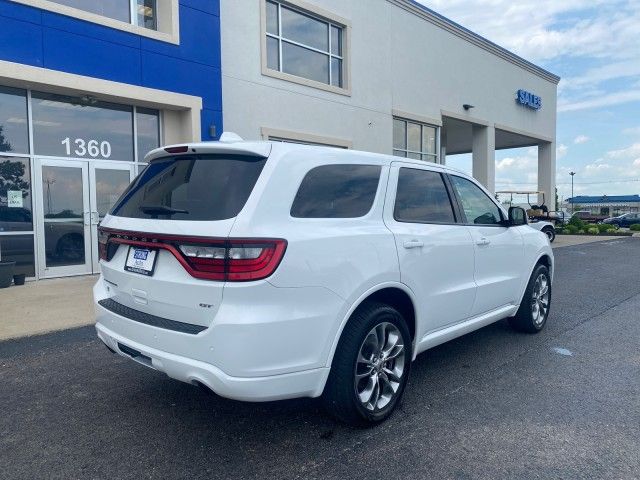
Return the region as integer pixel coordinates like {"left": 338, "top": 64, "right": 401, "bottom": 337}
{"left": 516, "top": 89, "right": 542, "bottom": 110}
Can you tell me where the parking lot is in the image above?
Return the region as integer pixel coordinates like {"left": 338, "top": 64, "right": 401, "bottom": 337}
{"left": 1, "top": 237, "right": 639, "bottom": 479}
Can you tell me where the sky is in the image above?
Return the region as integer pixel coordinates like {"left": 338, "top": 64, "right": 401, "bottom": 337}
{"left": 418, "top": 0, "right": 640, "bottom": 202}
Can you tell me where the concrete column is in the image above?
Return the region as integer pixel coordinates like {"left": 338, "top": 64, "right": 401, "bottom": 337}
{"left": 439, "top": 127, "right": 447, "bottom": 165}
{"left": 538, "top": 142, "right": 556, "bottom": 210}
{"left": 472, "top": 125, "right": 495, "bottom": 193}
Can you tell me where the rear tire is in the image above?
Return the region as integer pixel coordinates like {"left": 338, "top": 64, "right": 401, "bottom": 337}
{"left": 542, "top": 226, "right": 555, "bottom": 243}
{"left": 509, "top": 264, "right": 551, "bottom": 333}
{"left": 323, "top": 302, "right": 411, "bottom": 426}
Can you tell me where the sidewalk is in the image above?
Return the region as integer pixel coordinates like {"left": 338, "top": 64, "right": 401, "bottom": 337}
{"left": 0, "top": 275, "right": 97, "bottom": 341}
{"left": 552, "top": 234, "right": 629, "bottom": 248}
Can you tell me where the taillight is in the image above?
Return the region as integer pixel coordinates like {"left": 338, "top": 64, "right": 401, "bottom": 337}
{"left": 98, "top": 227, "right": 109, "bottom": 261}
{"left": 177, "top": 240, "right": 287, "bottom": 281}
{"left": 99, "top": 229, "right": 287, "bottom": 281}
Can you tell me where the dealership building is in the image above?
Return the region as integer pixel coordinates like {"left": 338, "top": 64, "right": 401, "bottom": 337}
{"left": 0, "top": 0, "right": 559, "bottom": 280}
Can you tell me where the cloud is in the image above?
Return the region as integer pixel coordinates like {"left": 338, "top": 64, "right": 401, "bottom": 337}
{"left": 605, "top": 143, "right": 640, "bottom": 159}
{"left": 556, "top": 144, "right": 568, "bottom": 158}
{"left": 573, "top": 135, "right": 589, "bottom": 144}
{"left": 558, "top": 90, "right": 640, "bottom": 112}
{"left": 623, "top": 126, "right": 640, "bottom": 136}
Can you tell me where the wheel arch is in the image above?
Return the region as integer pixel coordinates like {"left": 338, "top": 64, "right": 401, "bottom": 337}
{"left": 325, "top": 282, "right": 419, "bottom": 372}
{"left": 516, "top": 252, "right": 553, "bottom": 307}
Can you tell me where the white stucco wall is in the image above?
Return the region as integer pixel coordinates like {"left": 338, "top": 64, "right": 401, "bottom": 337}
{"left": 220, "top": 0, "right": 557, "bottom": 154}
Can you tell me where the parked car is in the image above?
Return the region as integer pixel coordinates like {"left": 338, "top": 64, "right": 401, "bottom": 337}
{"left": 601, "top": 212, "right": 640, "bottom": 228}
{"left": 94, "top": 138, "right": 554, "bottom": 425}
{"left": 528, "top": 219, "right": 555, "bottom": 242}
{"left": 571, "top": 210, "right": 608, "bottom": 223}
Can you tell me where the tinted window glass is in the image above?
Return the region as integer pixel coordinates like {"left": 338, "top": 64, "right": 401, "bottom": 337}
{"left": 450, "top": 175, "right": 502, "bottom": 225}
{"left": 32, "top": 91, "right": 134, "bottom": 161}
{"left": 111, "top": 155, "right": 267, "bottom": 221}
{"left": 291, "top": 164, "right": 381, "bottom": 218}
{"left": 136, "top": 107, "right": 160, "bottom": 161}
{"left": 0, "top": 86, "right": 29, "bottom": 154}
{"left": 50, "top": 0, "right": 130, "bottom": 23}
{"left": 394, "top": 169, "right": 455, "bottom": 223}
{"left": 0, "top": 234, "right": 35, "bottom": 276}
{"left": 0, "top": 157, "right": 32, "bottom": 231}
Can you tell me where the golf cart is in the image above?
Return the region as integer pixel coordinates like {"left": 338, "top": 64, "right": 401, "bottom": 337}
{"left": 496, "top": 190, "right": 559, "bottom": 242}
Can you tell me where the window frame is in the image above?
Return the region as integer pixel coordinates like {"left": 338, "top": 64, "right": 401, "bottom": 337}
{"left": 393, "top": 117, "right": 440, "bottom": 163}
{"left": 10, "top": 0, "right": 179, "bottom": 44}
{"left": 447, "top": 174, "right": 507, "bottom": 227}
{"left": 392, "top": 167, "right": 459, "bottom": 226}
{"left": 261, "top": 0, "right": 351, "bottom": 96}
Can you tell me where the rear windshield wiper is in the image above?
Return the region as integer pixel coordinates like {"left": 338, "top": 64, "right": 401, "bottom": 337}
{"left": 139, "top": 205, "right": 188, "bottom": 215}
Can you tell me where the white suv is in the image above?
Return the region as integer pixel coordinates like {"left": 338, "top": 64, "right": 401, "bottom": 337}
{"left": 94, "top": 139, "right": 553, "bottom": 425}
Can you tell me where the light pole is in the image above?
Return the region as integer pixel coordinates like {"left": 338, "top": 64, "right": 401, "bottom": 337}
{"left": 569, "top": 171, "right": 576, "bottom": 214}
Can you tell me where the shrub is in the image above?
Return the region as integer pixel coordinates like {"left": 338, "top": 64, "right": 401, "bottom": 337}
{"left": 630, "top": 224, "right": 640, "bottom": 231}
{"left": 568, "top": 216, "right": 587, "bottom": 230}
{"left": 587, "top": 227, "right": 599, "bottom": 235}
{"left": 564, "top": 225, "right": 578, "bottom": 234}
{"left": 597, "top": 223, "right": 614, "bottom": 233}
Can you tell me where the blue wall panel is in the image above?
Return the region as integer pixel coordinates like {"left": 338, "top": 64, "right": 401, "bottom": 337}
{"left": 0, "top": 14, "right": 44, "bottom": 66}
{"left": 0, "top": 0, "right": 222, "bottom": 140}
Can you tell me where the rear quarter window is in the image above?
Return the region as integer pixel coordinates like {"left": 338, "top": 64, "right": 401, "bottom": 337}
{"left": 290, "top": 164, "right": 381, "bottom": 218}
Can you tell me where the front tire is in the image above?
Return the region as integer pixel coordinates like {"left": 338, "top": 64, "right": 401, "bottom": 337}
{"left": 323, "top": 302, "right": 411, "bottom": 426}
{"left": 509, "top": 264, "right": 551, "bottom": 333}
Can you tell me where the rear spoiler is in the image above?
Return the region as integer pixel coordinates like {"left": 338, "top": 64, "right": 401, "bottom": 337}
{"left": 144, "top": 141, "right": 272, "bottom": 162}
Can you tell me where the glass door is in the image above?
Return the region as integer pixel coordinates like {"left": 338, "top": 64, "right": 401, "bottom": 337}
{"left": 35, "top": 159, "right": 92, "bottom": 278}
{"left": 89, "top": 162, "right": 135, "bottom": 272}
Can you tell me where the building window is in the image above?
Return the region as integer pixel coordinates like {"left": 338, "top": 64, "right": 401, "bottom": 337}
{"left": 0, "top": 87, "right": 29, "bottom": 155}
{"left": 393, "top": 118, "right": 438, "bottom": 162}
{"left": 47, "top": 0, "right": 157, "bottom": 30}
{"left": 136, "top": 108, "right": 161, "bottom": 160}
{"left": 31, "top": 92, "right": 135, "bottom": 162}
{"left": 0, "top": 157, "right": 32, "bottom": 232}
{"left": 265, "top": 1, "right": 345, "bottom": 89}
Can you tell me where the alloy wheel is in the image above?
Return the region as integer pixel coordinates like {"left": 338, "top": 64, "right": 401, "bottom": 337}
{"left": 531, "top": 273, "right": 550, "bottom": 326}
{"left": 354, "top": 322, "right": 406, "bottom": 412}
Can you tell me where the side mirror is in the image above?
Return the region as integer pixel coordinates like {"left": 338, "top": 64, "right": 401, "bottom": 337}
{"left": 508, "top": 206, "right": 528, "bottom": 226}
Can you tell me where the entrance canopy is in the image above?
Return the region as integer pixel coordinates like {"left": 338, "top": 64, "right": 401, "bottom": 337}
{"left": 443, "top": 117, "right": 541, "bottom": 154}
{"left": 441, "top": 115, "right": 555, "bottom": 209}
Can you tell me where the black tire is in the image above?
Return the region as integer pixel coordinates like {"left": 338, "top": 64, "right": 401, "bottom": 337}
{"left": 323, "top": 302, "right": 412, "bottom": 426}
{"left": 542, "top": 226, "right": 555, "bottom": 243}
{"left": 509, "top": 264, "right": 551, "bottom": 333}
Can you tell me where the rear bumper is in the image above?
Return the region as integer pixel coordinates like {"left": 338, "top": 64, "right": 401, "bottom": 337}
{"left": 93, "top": 276, "right": 343, "bottom": 401}
{"left": 96, "top": 323, "right": 329, "bottom": 401}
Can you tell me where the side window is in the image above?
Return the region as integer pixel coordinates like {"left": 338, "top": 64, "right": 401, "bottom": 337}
{"left": 291, "top": 164, "right": 381, "bottom": 218}
{"left": 450, "top": 175, "right": 503, "bottom": 225}
{"left": 394, "top": 168, "right": 455, "bottom": 223}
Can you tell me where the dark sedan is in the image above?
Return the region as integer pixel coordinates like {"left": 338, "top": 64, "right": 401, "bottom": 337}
{"left": 602, "top": 212, "right": 640, "bottom": 228}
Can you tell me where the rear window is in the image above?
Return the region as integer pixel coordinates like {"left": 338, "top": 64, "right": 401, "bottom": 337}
{"left": 110, "top": 154, "right": 267, "bottom": 221}
{"left": 290, "top": 164, "right": 381, "bottom": 218}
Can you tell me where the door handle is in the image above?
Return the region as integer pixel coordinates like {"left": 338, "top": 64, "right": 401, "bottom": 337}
{"left": 476, "top": 237, "right": 491, "bottom": 246}
{"left": 403, "top": 240, "right": 424, "bottom": 249}
{"left": 90, "top": 211, "right": 100, "bottom": 225}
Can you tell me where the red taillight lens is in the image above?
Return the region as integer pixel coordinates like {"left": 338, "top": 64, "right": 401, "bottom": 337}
{"left": 226, "top": 241, "right": 287, "bottom": 281}
{"left": 98, "top": 227, "right": 109, "bottom": 261}
{"left": 164, "top": 145, "right": 189, "bottom": 154}
{"left": 99, "top": 229, "right": 287, "bottom": 281}
{"left": 178, "top": 240, "right": 287, "bottom": 281}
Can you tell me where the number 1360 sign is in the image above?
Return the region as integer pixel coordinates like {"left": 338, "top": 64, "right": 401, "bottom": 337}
{"left": 61, "top": 137, "right": 112, "bottom": 158}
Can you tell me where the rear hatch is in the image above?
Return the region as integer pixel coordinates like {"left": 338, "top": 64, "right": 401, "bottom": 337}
{"left": 98, "top": 150, "right": 275, "bottom": 328}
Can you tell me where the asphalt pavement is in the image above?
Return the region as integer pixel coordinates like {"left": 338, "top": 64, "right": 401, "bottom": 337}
{"left": 1, "top": 237, "right": 639, "bottom": 479}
